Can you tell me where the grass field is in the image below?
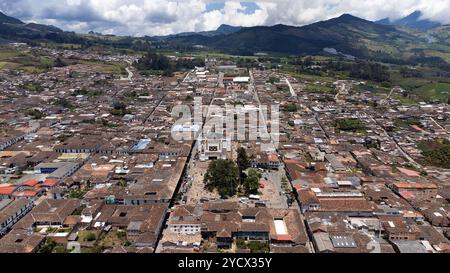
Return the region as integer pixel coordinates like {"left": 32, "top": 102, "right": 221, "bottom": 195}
{"left": 0, "top": 45, "right": 128, "bottom": 75}
{"left": 413, "top": 82, "right": 450, "bottom": 102}
{"left": 0, "top": 46, "right": 53, "bottom": 73}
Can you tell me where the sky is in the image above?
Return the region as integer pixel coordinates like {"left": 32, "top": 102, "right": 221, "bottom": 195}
{"left": 0, "top": 0, "right": 449, "bottom": 36}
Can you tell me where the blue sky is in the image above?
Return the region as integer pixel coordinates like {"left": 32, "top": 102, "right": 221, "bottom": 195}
{"left": 206, "top": 2, "right": 259, "bottom": 14}
{"left": 0, "top": 0, "right": 448, "bottom": 36}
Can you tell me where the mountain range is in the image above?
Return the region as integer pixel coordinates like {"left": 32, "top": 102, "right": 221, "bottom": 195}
{"left": 0, "top": 10, "right": 449, "bottom": 66}
{"left": 0, "top": 11, "right": 86, "bottom": 45}
{"left": 376, "top": 10, "right": 442, "bottom": 30}
{"left": 165, "top": 14, "right": 429, "bottom": 58}
{"left": 158, "top": 24, "right": 242, "bottom": 38}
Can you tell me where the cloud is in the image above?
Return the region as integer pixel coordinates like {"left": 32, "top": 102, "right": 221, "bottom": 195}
{"left": 0, "top": 0, "right": 449, "bottom": 36}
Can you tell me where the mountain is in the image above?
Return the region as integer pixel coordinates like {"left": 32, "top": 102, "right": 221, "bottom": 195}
{"left": 0, "top": 11, "right": 448, "bottom": 66}
{"left": 0, "top": 11, "right": 24, "bottom": 25}
{"left": 214, "top": 24, "right": 242, "bottom": 35}
{"left": 167, "top": 14, "right": 417, "bottom": 58}
{"left": 157, "top": 24, "right": 242, "bottom": 39}
{"left": 0, "top": 11, "right": 85, "bottom": 45}
{"left": 376, "top": 11, "right": 441, "bottom": 30}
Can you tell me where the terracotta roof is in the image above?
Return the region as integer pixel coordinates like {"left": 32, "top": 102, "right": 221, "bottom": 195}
{"left": 0, "top": 186, "right": 16, "bottom": 196}
{"left": 21, "top": 180, "right": 40, "bottom": 187}
{"left": 12, "top": 189, "right": 43, "bottom": 198}
{"left": 318, "top": 198, "right": 374, "bottom": 212}
{"left": 393, "top": 182, "right": 437, "bottom": 190}
{"left": 298, "top": 190, "right": 319, "bottom": 204}
{"left": 40, "top": 179, "right": 59, "bottom": 188}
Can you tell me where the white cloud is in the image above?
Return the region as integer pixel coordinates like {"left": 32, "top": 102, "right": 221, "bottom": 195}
{"left": 0, "top": 0, "right": 449, "bottom": 36}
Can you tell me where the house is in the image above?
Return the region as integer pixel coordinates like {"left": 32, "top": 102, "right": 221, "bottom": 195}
{"left": 14, "top": 199, "right": 81, "bottom": 228}
{"left": 298, "top": 190, "right": 320, "bottom": 213}
{"left": 94, "top": 204, "right": 168, "bottom": 249}
{"left": 0, "top": 186, "right": 17, "bottom": 199}
{"left": 325, "top": 154, "right": 346, "bottom": 173}
{"left": 54, "top": 137, "right": 103, "bottom": 153}
{"left": 250, "top": 152, "right": 281, "bottom": 170}
{"left": 198, "top": 202, "right": 309, "bottom": 250}
{"left": 0, "top": 199, "right": 34, "bottom": 236}
{"left": 380, "top": 216, "right": 421, "bottom": 241}
{"left": 392, "top": 182, "right": 438, "bottom": 200}
{"left": 0, "top": 229, "right": 45, "bottom": 253}
{"left": 34, "top": 162, "right": 81, "bottom": 180}
{"left": 391, "top": 240, "right": 428, "bottom": 253}
{"left": 269, "top": 209, "right": 308, "bottom": 246}
{"left": 298, "top": 190, "right": 374, "bottom": 216}
{"left": 0, "top": 132, "right": 25, "bottom": 151}
{"left": 167, "top": 206, "right": 202, "bottom": 235}
{"left": 201, "top": 202, "right": 271, "bottom": 249}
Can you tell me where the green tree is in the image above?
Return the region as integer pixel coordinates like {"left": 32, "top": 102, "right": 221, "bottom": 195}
{"left": 335, "top": 118, "right": 367, "bottom": 133}
{"left": 54, "top": 57, "right": 67, "bottom": 68}
{"left": 38, "top": 239, "right": 57, "bottom": 253}
{"left": 243, "top": 169, "right": 261, "bottom": 195}
{"left": 110, "top": 101, "right": 131, "bottom": 116}
{"left": 283, "top": 103, "right": 300, "bottom": 112}
{"left": 236, "top": 147, "right": 250, "bottom": 182}
{"left": 55, "top": 97, "right": 73, "bottom": 109}
{"left": 26, "top": 109, "right": 44, "bottom": 119}
{"left": 134, "top": 50, "right": 170, "bottom": 71}
{"left": 204, "top": 159, "right": 239, "bottom": 198}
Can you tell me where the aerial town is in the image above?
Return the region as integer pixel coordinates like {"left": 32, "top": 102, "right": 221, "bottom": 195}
{"left": 0, "top": 41, "right": 449, "bottom": 255}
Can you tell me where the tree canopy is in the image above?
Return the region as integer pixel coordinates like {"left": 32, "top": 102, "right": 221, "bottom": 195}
{"left": 204, "top": 159, "right": 239, "bottom": 198}
{"left": 243, "top": 169, "right": 261, "bottom": 195}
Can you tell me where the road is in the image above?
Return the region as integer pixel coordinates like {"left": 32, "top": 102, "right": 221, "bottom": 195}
{"left": 120, "top": 60, "right": 134, "bottom": 82}
{"left": 334, "top": 83, "right": 346, "bottom": 101}
{"left": 284, "top": 77, "right": 297, "bottom": 97}
{"left": 430, "top": 117, "right": 449, "bottom": 134}
{"left": 124, "top": 67, "right": 133, "bottom": 81}
{"left": 380, "top": 87, "right": 398, "bottom": 105}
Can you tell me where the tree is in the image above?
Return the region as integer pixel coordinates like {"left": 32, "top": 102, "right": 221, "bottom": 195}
{"left": 204, "top": 159, "right": 239, "bottom": 198}
{"left": 111, "top": 101, "right": 131, "bottom": 116}
{"left": 335, "top": 118, "right": 367, "bottom": 133}
{"left": 236, "top": 147, "right": 250, "bottom": 182}
{"left": 243, "top": 169, "right": 261, "bottom": 195}
{"left": 134, "top": 50, "right": 170, "bottom": 71}
{"left": 55, "top": 97, "right": 73, "bottom": 109}
{"left": 84, "top": 232, "right": 96, "bottom": 242}
{"left": 54, "top": 57, "right": 67, "bottom": 68}
{"left": 26, "top": 109, "right": 44, "bottom": 119}
{"left": 38, "top": 239, "right": 57, "bottom": 253}
{"left": 283, "top": 103, "right": 300, "bottom": 112}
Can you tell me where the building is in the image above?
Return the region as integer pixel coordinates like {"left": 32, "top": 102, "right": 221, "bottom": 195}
{"left": 15, "top": 199, "right": 81, "bottom": 228}
{"left": 298, "top": 191, "right": 374, "bottom": 216}
{"left": 325, "top": 154, "right": 346, "bottom": 173}
{"left": 0, "top": 229, "right": 45, "bottom": 253}
{"left": 392, "top": 182, "right": 438, "bottom": 200}
{"left": 198, "top": 136, "right": 231, "bottom": 161}
{"left": 54, "top": 137, "right": 103, "bottom": 153}
{"left": 0, "top": 133, "right": 25, "bottom": 151}
{"left": 0, "top": 199, "right": 33, "bottom": 236}
{"left": 93, "top": 204, "right": 168, "bottom": 250}
{"left": 34, "top": 162, "right": 81, "bottom": 180}
{"left": 168, "top": 206, "right": 202, "bottom": 235}
{"left": 250, "top": 152, "right": 281, "bottom": 170}
{"left": 298, "top": 190, "right": 320, "bottom": 213}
